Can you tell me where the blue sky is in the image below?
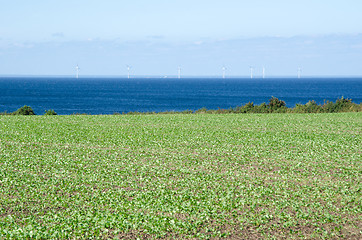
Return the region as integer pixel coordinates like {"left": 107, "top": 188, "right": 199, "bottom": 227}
{"left": 1, "top": 0, "right": 362, "bottom": 76}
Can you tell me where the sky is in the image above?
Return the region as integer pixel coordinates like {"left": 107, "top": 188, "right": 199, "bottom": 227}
{"left": 0, "top": 0, "right": 362, "bottom": 77}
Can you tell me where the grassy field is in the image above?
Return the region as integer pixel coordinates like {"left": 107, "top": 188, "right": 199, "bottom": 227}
{"left": 0, "top": 113, "right": 361, "bottom": 239}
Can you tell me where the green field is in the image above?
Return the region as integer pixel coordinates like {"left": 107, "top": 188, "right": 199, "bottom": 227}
{"left": 0, "top": 113, "right": 361, "bottom": 239}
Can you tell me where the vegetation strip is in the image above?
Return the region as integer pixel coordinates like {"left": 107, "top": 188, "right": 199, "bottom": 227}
{"left": 1, "top": 97, "right": 361, "bottom": 115}
{"left": 0, "top": 113, "right": 361, "bottom": 238}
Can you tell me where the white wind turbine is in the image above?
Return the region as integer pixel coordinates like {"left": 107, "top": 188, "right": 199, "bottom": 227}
{"left": 178, "top": 66, "right": 181, "bottom": 79}
{"left": 222, "top": 66, "right": 226, "bottom": 79}
{"left": 75, "top": 65, "right": 80, "bottom": 79}
{"left": 298, "top": 67, "right": 302, "bottom": 79}
{"left": 262, "top": 66, "right": 265, "bottom": 79}
{"left": 126, "top": 65, "right": 131, "bottom": 79}
{"left": 250, "top": 66, "right": 254, "bottom": 79}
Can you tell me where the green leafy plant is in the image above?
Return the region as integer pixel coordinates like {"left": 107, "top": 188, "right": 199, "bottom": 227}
{"left": 0, "top": 113, "right": 360, "bottom": 238}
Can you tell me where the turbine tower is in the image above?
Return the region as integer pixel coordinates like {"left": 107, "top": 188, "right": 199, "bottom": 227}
{"left": 250, "top": 66, "right": 254, "bottom": 79}
{"left": 222, "top": 66, "right": 226, "bottom": 79}
{"left": 298, "top": 67, "right": 302, "bottom": 79}
{"left": 262, "top": 66, "right": 265, "bottom": 79}
{"left": 178, "top": 66, "right": 181, "bottom": 79}
{"left": 127, "top": 65, "right": 131, "bottom": 79}
{"left": 75, "top": 65, "right": 80, "bottom": 79}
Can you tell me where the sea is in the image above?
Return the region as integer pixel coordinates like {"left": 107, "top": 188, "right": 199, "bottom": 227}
{"left": 0, "top": 77, "right": 361, "bottom": 115}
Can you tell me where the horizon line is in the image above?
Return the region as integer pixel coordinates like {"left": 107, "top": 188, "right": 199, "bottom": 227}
{"left": 1, "top": 74, "right": 362, "bottom": 79}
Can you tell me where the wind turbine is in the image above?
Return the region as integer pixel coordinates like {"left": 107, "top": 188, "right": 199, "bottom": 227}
{"left": 222, "top": 66, "right": 226, "bottom": 79}
{"left": 75, "top": 65, "right": 80, "bottom": 79}
{"left": 178, "top": 66, "right": 181, "bottom": 79}
{"left": 126, "top": 65, "right": 131, "bottom": 79}
{"left": 298, "top": 67, "right": 302, "bottom": 79}
{"left": 262, "top": 66, "right": 265, "bottom": 79}
{"left": 250, "top": 66, "right": 254, "bottom": 79}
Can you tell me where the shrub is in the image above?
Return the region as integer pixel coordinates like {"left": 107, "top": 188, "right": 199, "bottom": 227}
{"left": 322, "top": 97, "right": 354, "bottom": 113}
{"left": 334, "top": 97, "right": 354, "bottom": 112}
{"left": 268, "top": 97, "right": 287, "bottom": 113}
{"left": 44, "top": 109, "right": 57, "bottom": 115}
{"left": 13, "top": 105, "right": 36, "bottom": 115}
{"left": 236, "top": 102, "right": 255, "bottom": 113}
{"left": 195, "top": 107, "right": 208, "bottom": 114}
{"left": 294, "top": 100, "right": 323, "bottom": 113}
{"left": 181, "top": 110, "right": 193, "bottom": 114}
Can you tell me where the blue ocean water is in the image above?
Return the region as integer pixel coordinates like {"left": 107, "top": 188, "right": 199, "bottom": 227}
{"left": 0, "top": 77, "right": 361, "bottom": 115}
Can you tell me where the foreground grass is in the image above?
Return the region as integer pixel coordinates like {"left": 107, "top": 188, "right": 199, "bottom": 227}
{"left": 0, "top": 113, "right": 361, "bottom": 239}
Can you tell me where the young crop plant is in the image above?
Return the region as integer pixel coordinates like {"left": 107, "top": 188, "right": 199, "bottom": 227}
{"left": 0, "top": 112, "right": 361, "bottom": 239}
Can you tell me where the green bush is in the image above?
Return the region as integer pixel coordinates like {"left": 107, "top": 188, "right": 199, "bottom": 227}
{"left": 254, "top": 102, "right": 269, "bottom": 113}
{"left": 236, "top": 102, "right": 255, "bottom": 113}
{"left": 181, "top": 110, "right": 193, "bottom": 114}
{"left": 44, "top": 109, "right": 57, "bottom": 115}
{"left": 12, "top": 105, "right": 36, "bottom": 115}
{"left": 195, "top": 107, "right": 208, "bottom": 114}
{"left": 294, "top": 100, "right": 323, "bottom": 113}
{"left": 322, "top": 97, "right": 353, "bottom": 113}
{"left": 267, "top": 97, "right": 287, "bottom": 113}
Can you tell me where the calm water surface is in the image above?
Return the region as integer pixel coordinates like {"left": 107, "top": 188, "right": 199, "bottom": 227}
{"left": 0, "top": 77, "right": 361, "bottom": 115}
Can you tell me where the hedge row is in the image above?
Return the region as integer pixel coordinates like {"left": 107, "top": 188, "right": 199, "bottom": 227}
{"left": 1, "top": 97, "right": 361, "bottom": 115}
{"left": 0, "top": 106, "right": 56, "bottom": 116}
{"left": 125, "top": 97, "right": 362, "bottom": 115}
